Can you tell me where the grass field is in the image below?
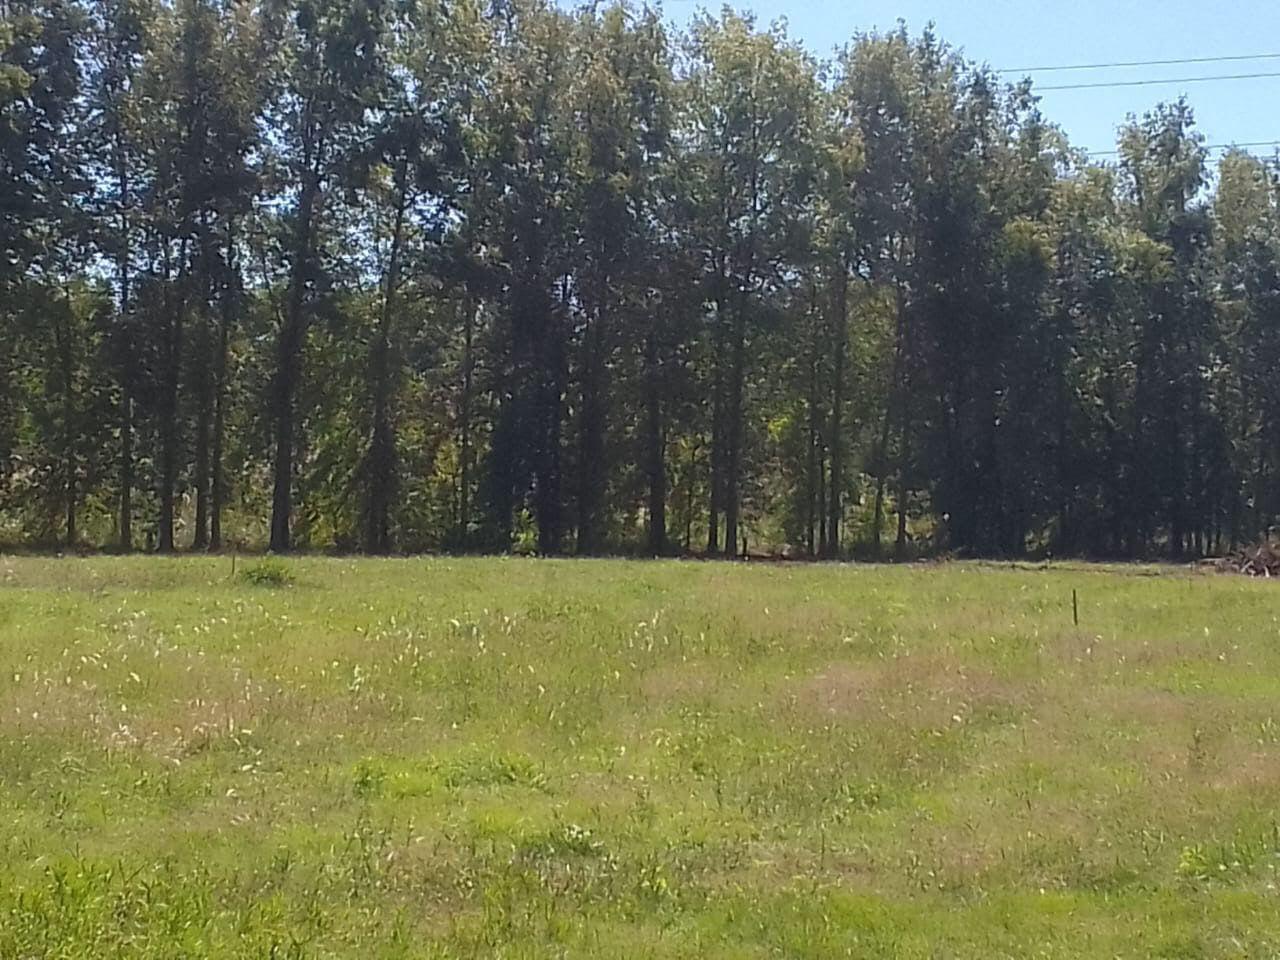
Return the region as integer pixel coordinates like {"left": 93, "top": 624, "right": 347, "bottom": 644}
{"left": 2, "top": 556, "right": 1280, "bottom": 958}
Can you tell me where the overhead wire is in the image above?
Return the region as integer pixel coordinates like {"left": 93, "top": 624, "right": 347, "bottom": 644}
{"left": 991, "top": 57, "right": 1280, "bottom": 154}
{"left": 1035, "top": 70, "right": 1280, "bottom": 91}
{"left": 1085, "top": 140, "right": 1280, "bottom": 157}
{"left": 998, "top": 52, "right": 1280, "bottom": 74}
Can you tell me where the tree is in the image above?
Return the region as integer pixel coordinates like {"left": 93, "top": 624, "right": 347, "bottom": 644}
{"left": 683, "top": 10, "right": 820, "bottom": 555}
{"left": 1116, "top": 100, "right": 1211, "bottom": 556}
{"left": 1213, "top": 150, "right": 1280, "bottom": 541}
{"left": 1, "top": 0, "right": 97, "bottom": 545}
{"left": 561, "top": 2, "right": 675, "bottom": 554}
{"left": 474, "top": 0, "right": 575, "bottom": 553}
{"left": 354, "top": 0, "right": 474, "bottom": 553}
{"left": 265, "top": 0, "right": 388, "bottom": 552}
{"left": 5, "top": 8, "right": 1280, "bottom": 561}
{"left": 85, "top": 0, "right": 152, "bottom": 550}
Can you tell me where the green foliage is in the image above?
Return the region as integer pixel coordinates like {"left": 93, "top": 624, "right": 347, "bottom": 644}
{"left": 2, "top": 0, "right": 1280, "bottom": 561}
{"left": 238, "top": 556, "right": 293, "bottom": 587}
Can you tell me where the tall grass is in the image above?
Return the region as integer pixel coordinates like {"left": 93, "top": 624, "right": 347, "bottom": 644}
{"left": 1, "top": 555, "right": 1277, "bottom": 957}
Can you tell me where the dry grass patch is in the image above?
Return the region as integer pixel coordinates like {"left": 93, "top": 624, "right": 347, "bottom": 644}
{"left": 795, "top": 655, "right": 1035, "bottom": 729}
{"left": 638, "top": 663, "right": 721, "bottom": 704}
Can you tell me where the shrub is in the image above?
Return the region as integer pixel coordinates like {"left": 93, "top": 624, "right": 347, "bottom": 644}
{"left": 239, "top": 557, "right": 294, "bottom": 588}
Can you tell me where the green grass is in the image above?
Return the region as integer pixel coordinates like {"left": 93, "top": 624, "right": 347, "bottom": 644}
{"left": 2, "top": 556, "right": 1280, "bottom": 958}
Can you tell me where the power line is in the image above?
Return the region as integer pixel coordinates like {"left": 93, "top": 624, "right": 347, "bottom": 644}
{"left": 1085, "top": 140, "right": 1280, "bottom": 157}
{"left": 1037, "top": 70, "right": 1280, "bottom": 91}
{"left": 998, "top": 52, "right": 1280, "bottom": 74}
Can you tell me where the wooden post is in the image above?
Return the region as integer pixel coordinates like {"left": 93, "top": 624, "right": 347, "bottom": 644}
{"left": 1072, "top": 588, "right": 1079, "bottom": 628}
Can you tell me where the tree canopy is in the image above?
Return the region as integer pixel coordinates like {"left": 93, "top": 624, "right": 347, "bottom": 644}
{"left": 2, "top": 0, "right": 1278, "bottom": 559}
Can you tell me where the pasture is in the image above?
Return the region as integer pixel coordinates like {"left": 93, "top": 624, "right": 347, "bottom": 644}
{"left": 1, "top": 556, "right": 1278, "bottom": 957}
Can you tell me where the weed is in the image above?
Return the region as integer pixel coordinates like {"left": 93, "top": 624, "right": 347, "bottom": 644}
{"left": 239, "top": 557, "right": 294, "bottom": 587}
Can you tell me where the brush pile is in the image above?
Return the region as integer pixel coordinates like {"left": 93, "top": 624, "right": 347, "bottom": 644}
{"left": 1214, "top": 541, "right": 1280, "bottom": 577}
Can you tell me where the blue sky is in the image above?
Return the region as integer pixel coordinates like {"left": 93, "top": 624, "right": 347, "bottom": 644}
{"left": 658, "top": 0, "right": 1280, "bottom": 158}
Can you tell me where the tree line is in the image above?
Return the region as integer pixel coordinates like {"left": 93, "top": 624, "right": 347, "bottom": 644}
{"left": 3, "top": 0, "right": 1280, "bottom": 558}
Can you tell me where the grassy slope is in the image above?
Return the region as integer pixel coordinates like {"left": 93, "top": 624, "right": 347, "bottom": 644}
{"left": 1, "top": 556, "right": 1279, "bottom": 958}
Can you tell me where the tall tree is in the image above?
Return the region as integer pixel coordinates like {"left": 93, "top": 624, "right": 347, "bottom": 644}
{"left": 84, "top": 0, "right": 152, "bottom": 549}
{"left": 266, "top": 0, "right": 387, "bottom": 551}
{"left": 476, "top": 0, "right": 575, "bottom": 553}
{"left": 564, "top": 2, "right": 673, "bottom": 554}
{"left": 684, "top": 10, "right": 819, "bottom": 555}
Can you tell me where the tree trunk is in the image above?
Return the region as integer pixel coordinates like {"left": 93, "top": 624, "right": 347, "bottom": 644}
{"left": 364, "top": 326, "right": 393, "bottom": 555}
{"left": 817, "top": 443, "right": 827, "bottom": 556}
{"left": 1189, "top": 361, "right": 1205, "bottom": 558}
{"left": 210, "top": 220, "right": 235, "bottom": 552}
{"left": 190, "top": 320, "right": 211, "bottom": 547}
{"left": 725, "top": 124, "right": 762, "bottom": 560}
{"left": 192, "top": 349, "right": 211, "bottom": 550}
{"left": 534, "top": 282, "right": 566, "bottom": 555}
{"left": 825, "top": 268, "right": 848, "bottom": 559}
{"left": 805, "top": 349, "right": 819, "bottom": 557}
{"left": 364, "top": 162, "right": 408, "bottom": 555}
{"left": 896, "top": 480, "right": 909, "bottom": 560}
{"left": 270, "top": 323, "right": 298, "bottom": 552}
{"left": 1168, "top": 400, "right": 1184, "bottom": 559}
{"left": 724, "top": 292, "right": 747, "bottom": 557}
{"left": 56, "top": 298, "right": 76, "bottom": 547}
{"left": 157, "top": 247, "right": 185, "bottom": 554}
{"left": 116, "top": 165, "right": 133, "bottom": 553}
{"left": 577, "top": 259, "right": 608, "bottom": 555}
{"left": 874, "top": 277, "right": 908, "bottom": 559}
{"left": 645, "top": 328, "right": 666, "bottom": 556}
{"left": 706, "top": 299, "right": 723, "bottom": 555}
{"left": 724, "top": 92, "right": 763, "bottom": 560}
{"left": 270, "top": 166, "right": 319, "bottom": 553}
{"left": 457, "top": 297, "right": 475, "bottom": 548}
{"left": 871, "top": 406, "right": 891, "bottom": 559}
{"left": 804, "top": 280, "right": 820, "bottom": 556}
{"left": 894, "top": 275, "right": 912, "bottom": 562}
{"left": 119, "top": 384, "right": 132, "bottom": 551}
{"left": 191, "top": 215, "right": 215, "bottom": 551}
{"left": 684, "top": 441, "right": 697, "bottom": 553}
{"left": 895, "top": 399, "right": 912, "bottom": 561}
